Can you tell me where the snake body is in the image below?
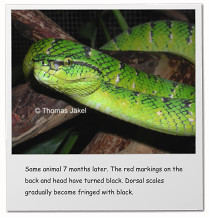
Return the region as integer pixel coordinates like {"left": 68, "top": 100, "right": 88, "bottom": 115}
{"left": 23, "top": 20, "right": 195, "bottom": 136}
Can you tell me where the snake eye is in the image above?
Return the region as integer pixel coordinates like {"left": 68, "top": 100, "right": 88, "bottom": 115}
{"left": 64, "top": 57, "right": 73, "bottom": 67}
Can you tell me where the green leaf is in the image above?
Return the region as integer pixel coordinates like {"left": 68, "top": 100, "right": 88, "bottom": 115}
{"left": 112, "top": 10, "right": 129, "bottom": 31}
{"left": 98, "top": 13, "right": 111, "bottom": 41}
{"left": 23, "top": 129, "right": 70, "bottom": 154}
{"left": 59, "top": 132, "right": 79, "bottom": 154}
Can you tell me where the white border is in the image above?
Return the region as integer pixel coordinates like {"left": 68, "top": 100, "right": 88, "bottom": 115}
{"left": 5, "top": 3, "right": 203, "bottom": 212}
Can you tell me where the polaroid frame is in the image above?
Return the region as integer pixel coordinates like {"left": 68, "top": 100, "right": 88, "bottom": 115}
{"left": 6, "top": 4, "right": 203, "bottom": 211}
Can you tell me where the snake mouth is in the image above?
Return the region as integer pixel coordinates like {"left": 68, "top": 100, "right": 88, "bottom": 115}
{"left": 34, "top": 66, "right": 98, "bottom": 81}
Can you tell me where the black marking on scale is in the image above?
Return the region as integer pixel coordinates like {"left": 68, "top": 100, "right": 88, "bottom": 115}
{"left": 186, "top": 23, "right": 194, "bottom": 44}
{"left": 166, "top": 20, "right": 173, "bottom": 41}
{"left": 161, "top": 97, "right": 170, "bottom": 103}
{"left": 84, "top": 46, "right": 92, "bottom": 57}
{"left": 150, "top": 22, "right": 157, "bottom": 47}
{"left": 146, "top": 72, "right": 152, "bottom": 79}
{"left": 150, "top": 22, "right": 156, "bottom": 38}
{"left": 53, "top": 39, "right": 62, "bottom": 43}
{"left": 133, "top": 91, "right": 141, "bottom": 97}
{"left": 142, "top": 96, "right": 158, "bottom": 109}
{"left": 153, "top": 76, "right": 159, "bottom": 83}
{"left": 46, "top": 47, "right": 51, "bottom": 54}
{"left": 150, "top": 21, "right": 156, "bottom": 29}
{"left": 112, "top": 38, "right": 121, "bottom": 51}
{"left": 119, "top": 62, "right": 126, "bottom": 70}
{"left": 173, "top": 82, "right": 179, "bottom": 88}
{"left": 73, "top": 61, "right": 103, "bottom": 76}
{"left": 112, "top": 38, "right": 117, "bottom": 44}
{"left": 130, "top": 92, "right": 140, "bottom": 104}
{"left": 127, "top": 28, "right": 132, "bottom": 35}
{"left": 163, "top": 100, "right": 174, "bottom": 111}
{"left": 52, "top": 39, "right": 63, "bottom": 46}
{"left": 44, "top": 73, "right": 50, "bottom": 78}
{"left": 181, "top": 99, "right": 194, "bottom": 108}
{"left": 190, "top": 92, "right": 195, "bottom": 97}
{"left": 48, "top": 39, "right": 62, "bottom": 53}
{"left": 113, "top": 85, "right": 124, "bottom": 92}
{"left": 166, "top": 20, "right": 172, "bottom": 28}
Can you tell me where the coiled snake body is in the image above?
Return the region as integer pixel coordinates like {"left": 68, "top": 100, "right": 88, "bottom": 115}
{"left": 23, "top": 20, "right": 195, "bottom": 136}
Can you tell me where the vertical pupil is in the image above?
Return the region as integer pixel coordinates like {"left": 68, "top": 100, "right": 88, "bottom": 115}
{"left": 67, "top": 59, "right": 71, "bottom": 65}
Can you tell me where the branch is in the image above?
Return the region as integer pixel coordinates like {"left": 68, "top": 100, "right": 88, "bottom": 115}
{"left": 12, "top": 83, "right": 79, "bottom": 146}
{"left": 12, "top": 10, "right": 76, "bottom": 41}
{"left": 81, "top": 132, "right": 168, "bottom": 154}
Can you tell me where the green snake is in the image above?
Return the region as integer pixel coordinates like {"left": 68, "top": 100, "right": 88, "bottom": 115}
{"left": 23, "top": 20, "right": 195, "bottom": 136}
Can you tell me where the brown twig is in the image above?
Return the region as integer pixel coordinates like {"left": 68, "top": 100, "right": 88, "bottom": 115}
{"left": 12, "top": 10, "right": 76, "bottom": 41}
{"left": 12, "top": 83, "right": 79, "bottom": 146}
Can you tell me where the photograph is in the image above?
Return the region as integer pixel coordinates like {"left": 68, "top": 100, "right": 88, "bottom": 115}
{"left": 12, "top": 9, "right": 196, "bottom": 154}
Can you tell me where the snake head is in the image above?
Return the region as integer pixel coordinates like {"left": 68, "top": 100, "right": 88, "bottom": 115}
{"left": 33, "top": 54, "right": 101, "bottom": 97}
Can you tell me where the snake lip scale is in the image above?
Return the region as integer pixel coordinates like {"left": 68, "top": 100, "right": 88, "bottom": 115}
{"left": 23, "top": 20, "right": 195, "bottom": 136}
